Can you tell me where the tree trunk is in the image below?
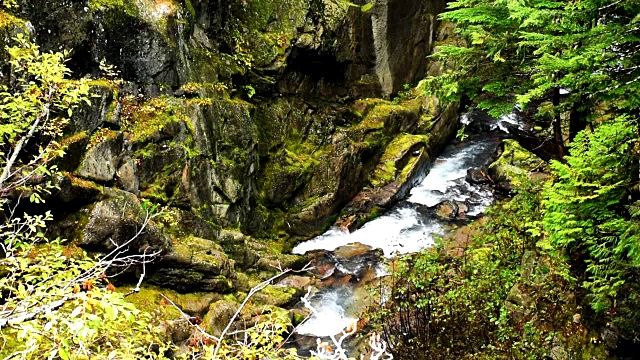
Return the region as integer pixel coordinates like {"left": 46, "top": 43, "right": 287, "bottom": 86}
{"left": 569, "top": 102, "right": 588, "bottom": 143}
{"left": 552, "top": 87, "right": 566, "bottom": 159}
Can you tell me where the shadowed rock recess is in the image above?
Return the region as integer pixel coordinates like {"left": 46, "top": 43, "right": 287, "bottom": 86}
{"left": 3, "top": 0, "right": 456, "bottom": 326}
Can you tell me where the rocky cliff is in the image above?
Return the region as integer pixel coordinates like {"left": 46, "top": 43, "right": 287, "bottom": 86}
{"left": 1, "top": 0, "right": 457, "bottom": 298}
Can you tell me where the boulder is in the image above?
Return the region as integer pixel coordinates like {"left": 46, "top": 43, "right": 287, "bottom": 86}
{"left": 116, "top": 158, "right": 139, "bottom": 194}
{"left": 600, "top": 325, "right": 619, "bottom": 350}
{"left": 466, "top": 168, "right": 490, "bottom": 185}
{"left": 148, "top": 236, "right": 235, "bottom": 293}
{"left": 253, "top": 285, "right": 303, "bottom": 308}
{"left": 505, "top": 284, "right": 532, "bottom": 322}
{"left": 277, "top": 275, "right": 313, "bottom": 289}
{"left": 203, "top": 300, "right": 241, "bottom": 337}
{"left": 81, "top": 189, "right": 171, "bottom": 255}
{"left": 436, "top": 200, "right": 457, "bottom": 220}
{"left": 435, "top": 200, "right": 469, "bottom": 221}
{"left": 51, "top": 173, "right": 103, "bottom": 206}
{"left": 167, "top": 292, "right": 222, "bottom": 317}
{"left": 76, "top": 133, "right": 123, "bottom": 182}
{"left": 67, "top": 84, "right": 117, "bottom": 134}
{"left": 334, "top": 243, "right": 374, "bottom": 259}
{"left": 489, "top": 139, "right": 546, "bottom": 192}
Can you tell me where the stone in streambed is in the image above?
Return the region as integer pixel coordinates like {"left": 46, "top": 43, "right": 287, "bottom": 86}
{"left": 277, "top": 275, "right": 313, "bottom": 289}
{"left": 435, "top": 200, "right": 469, "bottom": 221}
{"left": 333, "top": 242, "right": 374, "bottom": 259}
{"left": 466, "top": 167, "right": 491, "bottom": 185}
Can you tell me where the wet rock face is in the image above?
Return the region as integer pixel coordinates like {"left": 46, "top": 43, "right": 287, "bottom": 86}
{"left": 16, "top": 0, "right": 179, "bottom": 84}
{"left": 17, "top": 0, "right": 445, "bottom": 96}
{"left": 307, "top": 243, "right": 383, "bottom": 283}
{"left": 371, "top": 0, "right": 446, "bottom": 95}
{"left": 334, "top": 100, "right": 459, "bottom": 232}
{"left": 8, "top": 0, "right": 456, "bottom": 298}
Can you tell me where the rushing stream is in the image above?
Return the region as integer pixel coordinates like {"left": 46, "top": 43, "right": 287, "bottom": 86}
{"left": 290, "top": 112, "right": 520, "bottom": 350}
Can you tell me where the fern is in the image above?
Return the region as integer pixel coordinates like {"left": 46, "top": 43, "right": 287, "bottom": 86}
{"left": 543, "top": 116, "right": 640, "bottom": 310}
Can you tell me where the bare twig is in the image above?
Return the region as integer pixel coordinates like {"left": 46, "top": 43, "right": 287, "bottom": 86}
{"left": 159, "top": 294, "right": 219, "bottom": 343}
{"left": 212, "top": 262, "right": 312, "bottom": 359}
{"left": 0, "top": 87, "right": 55, "bottom": 191}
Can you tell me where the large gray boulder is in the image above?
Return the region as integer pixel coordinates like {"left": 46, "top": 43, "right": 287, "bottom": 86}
{"left": 76, "top": 134, "right": 124, "bottom": 182}
{"left": 81, "top": 189, "right": 171, "bottom": 255}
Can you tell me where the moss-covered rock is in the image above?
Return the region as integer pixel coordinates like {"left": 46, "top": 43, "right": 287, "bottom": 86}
{"left": 122, "top": 285, "right": 183, "bottom": 320}
{"left": 253, "top": 284, "right": 303, "bottom": 308}
{"left": 148, "top": 236, "right": 235, "bottom": 293}
{"left": 226, "top": 0, "right": 309, "bottom": 70}
{"left": 202, "top": 299, "right": 240, "bottom": 337}
{"left": 80, "top": 188, "right": 172, "bottom": 254}
{"left": 202, "top": 299, "right": 293, "bottom": 338}
{"left": 258, "top": 148, "right": 317, "bottom": 207}
{"left": 489, "top": 139, "right": 547, "bottom": 192}
{"left": 67, "top": 83, "right": 118, "bottom": 134}
{"left": 369, "top": 133, "right": 429, "bottom": 188}
{"left": 332, "top": 96, "right": 458, "bottom": 231}
{"left": 56, "top": 132, "right": 91, "bottom": 172}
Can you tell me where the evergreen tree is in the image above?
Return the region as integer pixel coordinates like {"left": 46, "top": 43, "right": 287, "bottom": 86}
{"left": 425, "top": 0, "right": 640, "bottom": 320}
{"left": 425, "top": 0, "right": 640, "bottom": 156}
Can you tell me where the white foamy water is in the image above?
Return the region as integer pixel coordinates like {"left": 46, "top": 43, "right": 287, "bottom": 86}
{"left": 408, "top": 141, "right": 492, "bottom": 207}
{"left": 292, "top": 113, "right": 513, "bottom": 340}
{"left": 497, "top": 112, "right": 525, "bottom": 133}
{"left": 296, "top": 290, "right": 358, "bottom": 337}
{"left": 293, "top": 206, "right": 444, "bottom": 257}
{"left": 293, "top": 138, "right": 500, "bottom": 259}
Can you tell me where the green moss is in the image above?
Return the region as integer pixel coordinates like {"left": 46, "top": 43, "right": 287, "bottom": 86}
{"left": 121, "top": 96, "right": 189, "bottom": 144}
{"left": 121, "top": 285, "right": 182, "bottom": 320}
{"left": 90, "top": 0, "right": 180, "bottom": 34}
{"left": 489, "top": 139, "right": 544, "bottom": 187}
{"left": 87, "top": 128, "right": 118, "bottom": 149}
{"left": 369, "top": 134, "right": 429, "bottom": 188}
{"left": 88, "top": 0, "right": 137, "bottom": 16}
{"left": 171, "top": 236, "right": 229, "bottom": 268}
{"left": 85, "top": 78, "right": 118, "bottom": 90}
{"left": 252, "top": 284, "right": 299, "bottom": 307}
{"left": 140, "top": 184, "right": 170, "bottom": 203}
{"left": 225, "top": 0, "right": 308, "bottom": 69}
{"left": 67, "top": 175, "right": 103, "bottom": 193}
{"left": 351, "top": 205, "right": 384, "bottom": 229}
{"left": 56, "top": 202, "right": 94, "bottom": 243}
{"left": 180, "top": 82, "right": 229, "bottom": 98}
{"left": 59, "top": 131, "right": 89, "bottom": 150}
{"left": 354, "top": 99, "right": 422, "bottom": 131}
{"left": 0, "top": 10, "right": 26, "bottom": 65}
